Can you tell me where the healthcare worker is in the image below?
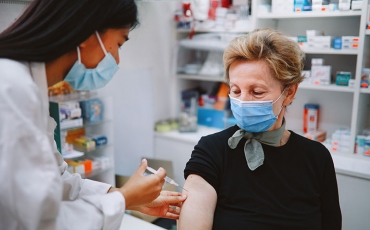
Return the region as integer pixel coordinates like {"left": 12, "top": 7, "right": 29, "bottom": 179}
{"left": 0, "top": 0, "right": 186, "bottom": 229}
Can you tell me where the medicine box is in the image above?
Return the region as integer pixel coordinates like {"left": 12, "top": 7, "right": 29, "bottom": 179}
{"left": 311, "top": 65, "right": 331, "bottom": 85}
{"left": 272, "top": 0, "right": 294, "bottom": 13}
{"left": 80, "top": 99, "right": 104, "bottom": 123}
{"left": 312, "top": 58, "right": 324, "bottom": 66}
{"left": 294, "top": 0, "right": 312, "bottom": 12}
{"left": 351, "top": 1, "right": 363, "bottom": 10}
{"left": 197, "top": 108, "right": 226, "bottom": 129}
{"left": 305, "top": 130, "right": 326, "bottom": 142}
{"left": 336, "top": 71, "right": 351, "bottom": 86}
{"left": 342, "top": 42, "right": 359, "bottom": 49}
{"left": 339, "top": 0, "right": 351, "bottom": 10}
{"left": 333, "top": 38, "right": 342, "bottom": 49}
{"left": 342, "top": 36, "right": 359, "bottom": 49}
{"left": 342, "top": 36, "right": 359, "bottom": 43}
{"left": 87, "top": 134, "right": 108, "bottom": 146}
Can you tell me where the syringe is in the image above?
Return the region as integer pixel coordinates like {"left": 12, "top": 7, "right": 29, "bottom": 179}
{"left": 146, "top": 166, "right": 188, "bottom": 192}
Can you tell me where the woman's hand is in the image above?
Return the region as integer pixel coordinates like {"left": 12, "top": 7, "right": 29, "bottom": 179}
{"left": 119, "top": 159, "right": 166, "bottom": 209}
{"left": 130, "top": 191, "right": 187, "bottom": 220}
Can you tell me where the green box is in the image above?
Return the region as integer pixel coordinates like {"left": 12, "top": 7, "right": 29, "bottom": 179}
{"left": 336, "top": 72, "right": 351, "bottom": 86}
{"left": 297, "top": 36, "right": 307, "bottom": 43}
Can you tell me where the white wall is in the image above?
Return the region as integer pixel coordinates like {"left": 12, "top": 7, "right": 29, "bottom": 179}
{"left": 100, "top": 1, "right": 180, "bottom": 175}
{"left": 0, "top": 2, "right": 28, "bottom": 31}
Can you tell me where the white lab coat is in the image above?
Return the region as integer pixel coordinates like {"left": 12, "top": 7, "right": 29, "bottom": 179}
{"left": 0, "top": 59, "right": 125, "bottom": 230}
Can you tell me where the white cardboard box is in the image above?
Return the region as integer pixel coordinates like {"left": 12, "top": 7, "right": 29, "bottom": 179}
{"left": 311, "top": 66, "right": 331, "bottom": 85}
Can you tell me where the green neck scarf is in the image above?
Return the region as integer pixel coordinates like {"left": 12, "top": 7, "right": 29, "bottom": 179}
{"left": 228, "top": 118, "right": 286, "bottom": 171}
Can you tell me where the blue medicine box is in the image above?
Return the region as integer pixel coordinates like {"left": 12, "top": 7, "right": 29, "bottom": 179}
{"left": 336, "top": 72, "right": 351, "bottom": 86}
{"left": 197, "top": 108, "right": 226, "bottom": 129}
{"left": 333, "top": 38, "right": 342, "bottom": 49}
{"left": 294, "top": 0, "right": 312, "bottom": 11}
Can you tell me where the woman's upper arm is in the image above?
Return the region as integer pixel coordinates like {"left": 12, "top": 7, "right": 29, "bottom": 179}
{"left": 178, "top": 174, "right": 217, "bottom": 230}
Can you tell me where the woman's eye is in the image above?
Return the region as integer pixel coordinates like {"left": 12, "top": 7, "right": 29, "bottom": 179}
{"left": 253, "top": 91, "right": 264, "bottom": 95}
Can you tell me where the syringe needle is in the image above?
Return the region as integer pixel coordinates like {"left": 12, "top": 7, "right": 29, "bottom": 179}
{"left": 179, "top": 186, "right": 188, "bottom": 192}
{"left": 146, "top": 166, "right": 188, "bottom": 192}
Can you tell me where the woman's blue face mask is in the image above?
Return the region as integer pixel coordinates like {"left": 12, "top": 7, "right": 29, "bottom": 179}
{"left": 229, "top": 88, "right": 286, "bottom": 133}
{"left": 64, "top": 31, "right": 119, "bottom": 91}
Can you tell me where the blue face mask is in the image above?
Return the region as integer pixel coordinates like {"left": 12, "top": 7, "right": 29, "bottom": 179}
{"left": 229, "top": 88, "right": 286, "bottom": 133}
{"left": 64, "top": 31, "right": 119, "bottom": 91}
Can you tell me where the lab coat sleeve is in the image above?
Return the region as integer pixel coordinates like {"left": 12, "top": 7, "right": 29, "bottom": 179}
{"left": 56, "top": 191, "right": 125, "bottom": 230}
{"left": 0, "top": 76, "right": 62, "bottom": 230}
{"left": 53, "top": 151, "right": 113, "bottom": 201}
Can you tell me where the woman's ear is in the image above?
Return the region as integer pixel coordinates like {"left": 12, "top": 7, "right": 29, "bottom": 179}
{"left": 283, "top": 84, "right": 298, "bottom": 106}
{"left": 79, "top": 33, "right": 97, "bottom": 49}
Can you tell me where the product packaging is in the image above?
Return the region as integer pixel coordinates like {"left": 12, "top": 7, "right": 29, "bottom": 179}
{"left": 304, "top": 104, "right": 319, "bottom": 133}
{"left": 80, "top": 99, "right": 104, "bottom": 123}
{"left": 311, "top": 65, "right": 331, "bottom": 85}
{"left": 335, "top": 71, "right": 351, "bottom": 86}
{"left": 304, "top": 130, "right": 326, "bottom": 142}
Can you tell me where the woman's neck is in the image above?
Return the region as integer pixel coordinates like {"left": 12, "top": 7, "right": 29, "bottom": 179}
{"left": 45, "top": 50, "right": 77, "bottom": 87}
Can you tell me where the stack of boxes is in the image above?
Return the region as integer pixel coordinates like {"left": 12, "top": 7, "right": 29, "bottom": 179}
{"left": 268, "top": 0, "right": 361, "bottom": 13}
{"left": 289, "top": 29, "right": 359, "bottom": 51}
{"left": 306, "top": 30, "right": 332, "bottom": 49}
{"left": 66, "top": 156, "right": 111, "bottom": 175}
{"left": 331, "top": 128, "right": 351, "bottom": 153}
{"left": 342, "top": 36, "right": 359, "bottom": 49}
{"left": 311, "top": 58, "right": 331, "bottom": 85}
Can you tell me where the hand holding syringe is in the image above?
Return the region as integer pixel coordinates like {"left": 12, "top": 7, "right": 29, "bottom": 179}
{"left": 146, "top": 166, "right": 188, "bottom": 192}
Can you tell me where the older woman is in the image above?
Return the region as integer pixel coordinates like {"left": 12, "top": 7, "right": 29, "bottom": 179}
{"left": 178, "top": 28, "right": 341, "bottom": 230}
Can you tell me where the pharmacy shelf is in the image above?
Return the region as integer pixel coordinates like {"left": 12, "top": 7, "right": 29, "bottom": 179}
{"left": 179, "top": 39, "right": 358, "bottom": 54}
{"left": 154, "top": 125, "right": 222, "bottom": 145}
{"left": 81, "top": 167, "right": 113, "bottom": 179}
{"left": 301, "top": 47, "right": 359, "bottom": 55}
{"left": 366, "top": 30, "right": 370, "bottom": 35}
{"left": 155, "top": 126, "right": 370, "bottom": 180}
{"left": 73, "top": 144, "right": 112, "bottom": 155}
{"left": 360, "top": 88, "right": 370, "bottom": 94}
{"left": 60, "top": 119, "right": 112, "bottom": 131}
{"left": 257, "top": 10, "right": 362, "bottom": 19}
{"left": 177, "top": 28, "right": 251, "bottom": 33}
{"left": 299, "top": 83, "right": 355, "bottom": 92}
{"left": 179, "top": 39, "right": 228, "bottom": 51}
{"left": 331, "top": 152, "right": 370, "bottom": 180}
{"left": 178, "top": 74, "right": 225, "bottom": 82}
{"left": 49, "top": 91, "right": 100, "bottom": 103}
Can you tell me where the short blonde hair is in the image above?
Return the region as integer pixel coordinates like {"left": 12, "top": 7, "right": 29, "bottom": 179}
{"left": 223, "top": 28, "right": 305, "bottom": 86}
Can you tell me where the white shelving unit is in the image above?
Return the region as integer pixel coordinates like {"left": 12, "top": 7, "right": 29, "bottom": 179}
{"left": 156, "top": 0, "right": 370, "bottom": 186}
{"left": 254, "top": 0, "right": 370, "bottom": 160}
{"left": 301, "top": 47, "right": 359, "bottom": 55}
{"left": 178, "top": 74, "right": 225, "bottom": 82}
{"left": 257, "top": 10, "right": 362, "bottom": 19}
{"left": 299, "top": 83, "right": 356, "bottom": 93}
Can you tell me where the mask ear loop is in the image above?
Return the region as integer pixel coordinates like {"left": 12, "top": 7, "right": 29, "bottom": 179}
{"left": 272, "top": 87, "right": 287, "bottom": 104}
{"left": 273, "top": 87, "right": 287, "bottom": 118}
{"left": 95, "top": 31, "right": 108, "bottom": 56}
{"left": 76, "top": 46, "right": 82, "bottom": 64}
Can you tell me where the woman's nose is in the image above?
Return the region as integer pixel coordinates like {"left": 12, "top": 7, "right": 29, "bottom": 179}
{"left": 239, "top": 93, "right": 251, "bottom": 101}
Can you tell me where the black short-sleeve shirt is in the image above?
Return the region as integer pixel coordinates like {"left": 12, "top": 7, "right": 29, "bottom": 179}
{"left": 184, "top": 125, "right": 342, "bottom": 230}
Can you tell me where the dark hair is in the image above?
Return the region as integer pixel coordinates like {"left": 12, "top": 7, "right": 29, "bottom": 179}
{"left": 0, "top": 0, "right": 139, "bottom": 62}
